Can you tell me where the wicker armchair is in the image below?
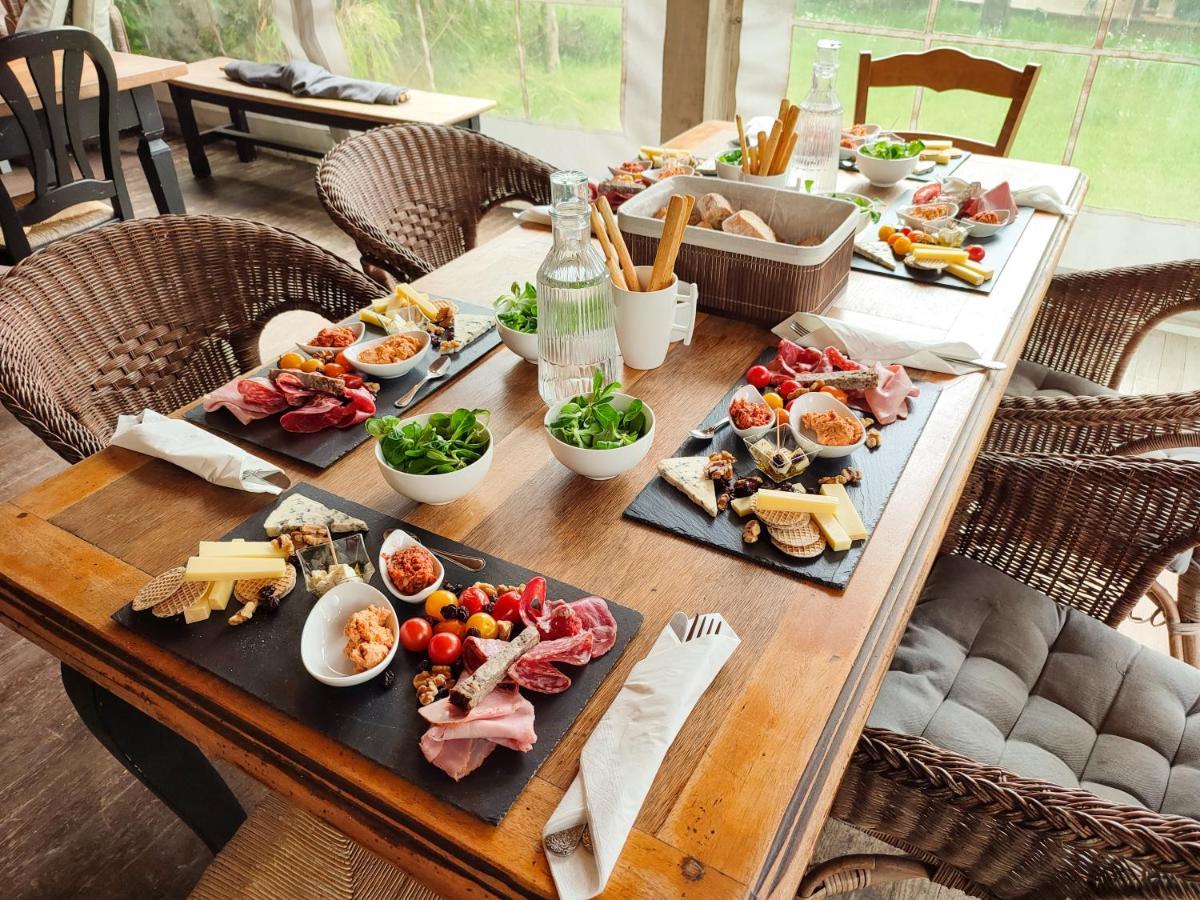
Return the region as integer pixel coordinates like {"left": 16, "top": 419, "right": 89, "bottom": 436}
{"left": 315, "top": 124, "right": 554, "bottom": 286}
{"left": 0, "top": 215, "right": 383, "bottom": 463}
{"left": 800, "top": 453, "right": 1200, "bottom": 899}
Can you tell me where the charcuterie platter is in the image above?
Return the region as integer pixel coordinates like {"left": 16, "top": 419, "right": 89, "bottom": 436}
{"left": 625, "top": 344, "right": 941, "bottom": 590}
{"left": 112, "top": 484, "right": 642, "bottom": 824}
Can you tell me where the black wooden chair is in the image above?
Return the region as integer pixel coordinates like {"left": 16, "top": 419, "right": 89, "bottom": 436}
{"left": 0, "top": 26, "right": 134, "bottom": 263}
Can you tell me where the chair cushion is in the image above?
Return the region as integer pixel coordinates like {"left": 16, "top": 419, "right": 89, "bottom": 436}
{"left": 869, "top": 554, "right": 1200, "bottom": 817}
{"left": 0, "top": 197, "right": 114, "bottom": 250}
{"left": 1005, "top": 359, "right": 1119, "bottom": 399}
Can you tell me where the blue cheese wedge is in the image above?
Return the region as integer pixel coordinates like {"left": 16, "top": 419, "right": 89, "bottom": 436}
{"left": 657, "top": 456, "right": 717, "bottom": 517}
{"left": 439, "top": 313, "right": 495, "bottom": 355}
{"left": 263, "top": 495, "right": 368, "bottom": 537}
{"left": 853, "top": 239, "right": 897, "bottom": 271}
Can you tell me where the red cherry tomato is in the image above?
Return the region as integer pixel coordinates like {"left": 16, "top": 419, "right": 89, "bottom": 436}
{"left": 458, "top": 586, "right": 489, "bottom": 615}
{"left": 966, "top": 244, "right": 986, "bottom": 262}
{"left": 428, "top": 632, "right": 462, "bottom": 665}
{"left": 899, "top": 226, "right": 912, "bottom": 236}
{"left": 778, "top": 379, "right": 799, "bottom": 400}
{"left": 492, "top": 590, "right": 522, "bottom": 623}
{"left": 323, "top": 363, "right": 347, "bottom": 378}
{"left": 335, "top": 351, "right": 352, "bottom": 369}
{"left": 342, "top": 374, "right": 364, "bottom": 390}
{"left": 746, "top": 365, "right": 772, "bottom": 390}
{"left": 785, "top": 397, "right": 800, "bottom": 413}
{"left": 398, "top": 617, "right": 432, "bottom": 653}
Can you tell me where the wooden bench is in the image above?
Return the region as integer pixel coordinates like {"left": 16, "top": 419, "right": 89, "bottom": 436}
{"left": 167, "top": 57, "right": 496, "bottom": 178}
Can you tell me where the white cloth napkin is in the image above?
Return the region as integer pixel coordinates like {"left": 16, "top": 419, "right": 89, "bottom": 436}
{"left": 773, "top": 312, "right": 996, "bottom": 376}
{"left": 514, "top": 205, "right": 551, "bottom": 226}
{"left": 1013, "top": 185, "right": 1075, "bottom": 216}
{"left": 543, "top": 613, "right": 739, "bottom": 900}
{"left": 111, "top": 409, "right": 287, "bottom": 494}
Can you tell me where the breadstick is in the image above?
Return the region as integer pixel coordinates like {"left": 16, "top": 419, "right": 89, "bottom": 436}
{"left": 596, "top": 195, "right": 640, "bottom": 291}
{"left": 770, "top": 103, "right": 801, "bottom": 175}
{"left": 774, "top": 132, "right": 798, "bottom": 177}
{"left": 736, "top": 114, "right": 751, "bottom": 174}
{"left": 756, "top": 131, "right": 768, "bottom": 173}
{"left": 758, "top": 118, "right": 783, "bottom": 176}
{"left": 649, "top": 194, "right": 692, "bottom": 292}
{"left": 591, "top": 204, "right": 626, "bottom": 289}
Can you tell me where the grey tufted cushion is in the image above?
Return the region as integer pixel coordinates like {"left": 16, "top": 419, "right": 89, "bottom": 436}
{"left": 869, "top": 554, "right": 1200, "bottom": 817}
{"left": 1005, "top": 359, "right": 1120, "bottom": 399}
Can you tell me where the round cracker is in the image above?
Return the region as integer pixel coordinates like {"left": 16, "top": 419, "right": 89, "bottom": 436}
{"left": 771, "top": 534, "right": 827, "bottom": 559}
{"left": 767, "top": 517, "right": 821, "bottom": 547}
{"left": 152, "top": 580, "right": 210, "bottom": 618}
{"left": 133, "top": 566, "right": 185, "bottom": 611}
{"left": 233, "top": 565, "right": 296, "bottom": 605}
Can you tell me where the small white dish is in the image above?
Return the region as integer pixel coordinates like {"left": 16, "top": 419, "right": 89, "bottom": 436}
{"left": 643, "top": 164, "right": 695, "bottom": 182}
{"left": 715, "top": 158, "right": 744, "bottom": 181}
{"left": 377, "top": 528, "right": 444, "bottom": 603}
{"left": 897, "top": 202, "right": 959, "bottom": 231}
{"left": 296, "top": 321, "right": 365, "bottom": 356}
{"left": 544, "top": 393, "right": 655, "bottom": 481}
{"left": 728, "top": 384, "right": 775, "bottom": 443}
{"left": 496, "top": 320, "right": 537, "bottom": 363}
{"left": 788, "top": 391, "right": 867, "bottom": 459}
{"left": 838, "top": 125, "right": 880, "bottom": 161}
{"left": 854, "top": 145, "right": 921, "bottom": 187}
{"left": 958, "top": 208, "right": 1013, "bottom": 237}
{"left": 301, "top": 582, "right": 399, "bottom": 687}
{"left": 373, "top": 413, "right": 494, "bottom": 505}
{"left": 342, "top": 330, "right": 430, "bottom": 379}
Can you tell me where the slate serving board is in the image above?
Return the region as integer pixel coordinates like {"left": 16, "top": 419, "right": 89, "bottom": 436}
{"left": 184, "top": 301, "right": 502, "bottom": 469}
{"left": 850, "top": 188, "right": 1034, "bottom": 295}
{"left": 840, "top": 149, "right": 971, "bottom": 183}
{"left": 112, "top": 484, "right": 643, "bottom": 825}
{"left": 624, "top": 349, "right": 941, "bottom": 591}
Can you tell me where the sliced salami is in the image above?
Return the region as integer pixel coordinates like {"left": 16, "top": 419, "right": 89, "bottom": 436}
{"left": 509, "top": 632, "right": 594, "bottom": 694}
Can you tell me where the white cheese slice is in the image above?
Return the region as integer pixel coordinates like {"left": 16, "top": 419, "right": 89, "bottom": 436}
{"left": 657, "top": 456, "right": 717, "bottom": 517}
{"left": 263, "top": 494, "right": 368, "bottom": 537}
{"left": 853, "top": 239, "right": 897, "bottom": 271}
{"left": 450, "top": 314, "right": 495, "bottom": 349}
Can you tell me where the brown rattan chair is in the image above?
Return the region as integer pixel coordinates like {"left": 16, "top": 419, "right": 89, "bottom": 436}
{"left": 800, "top": 452, "right": 1200, "bottom": 899}
{"left": 315, "top": 123, "right": 554, "bottom": 287}
{"left": 0, "top": 214, "right": 384, "bottom": 463}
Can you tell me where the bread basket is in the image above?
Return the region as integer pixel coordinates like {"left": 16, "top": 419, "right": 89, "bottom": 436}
{"left": 617, "top": 176, "right": 857, "bottom": 326}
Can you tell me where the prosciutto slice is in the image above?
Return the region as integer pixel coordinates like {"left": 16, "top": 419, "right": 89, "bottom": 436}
{"left": 278, "top": 387, "right": 377, "bottom": 433}
{"left": 418, "top": 690, "right": 536, "bottom": 781}
{"left": 862, "top": 363, "right": 919, "bottom": 425}
{"left": 201, "top": 377, "right": 286, "bottom": 424}
{"left": 570, "top": 596, "right": 617, "bottom": 659}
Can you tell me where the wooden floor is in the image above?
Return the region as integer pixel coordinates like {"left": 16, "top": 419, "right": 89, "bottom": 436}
{"left": 0, "top": 139, "right": 1194, "bottom": 899}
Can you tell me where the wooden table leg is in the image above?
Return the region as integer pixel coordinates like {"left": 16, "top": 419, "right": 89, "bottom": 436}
{"left": 167, "top": 83, "right": 211, "bottom": 180}
{"left": 229, "top": 104, "right": 257, "bottom": 163}
{"left": 131, "top": 85, "right": 186, "bottom": 214}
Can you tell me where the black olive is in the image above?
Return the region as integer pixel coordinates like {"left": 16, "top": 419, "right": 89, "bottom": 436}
{"left": 440, "top": 603, "right": 458, "bottom": 619}
{"left": 417, "top": 658, "right": 432, "bottom": 672}
{"left": 466, "top": 627, "right": 481, "bottom": 639}
{"left": 778, "top": 483, "right": 795, "bottom": 492}
{"left": 435, "top": 687, "right": 449, "bottom": 700}
{"left": 380, "top": 669, "right": 396, "bottom": 690}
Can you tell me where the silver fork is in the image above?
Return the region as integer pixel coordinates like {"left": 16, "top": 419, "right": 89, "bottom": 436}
{"left": 684, "top": 613, "right": 722, "bottom": 641}
{"left": 789, "top": 320, "right": 812, "bottom": 340}
{"left": 790, "top": 319, "right": 1007, "bottom": 371}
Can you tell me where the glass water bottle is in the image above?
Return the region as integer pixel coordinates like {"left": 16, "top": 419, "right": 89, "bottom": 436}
{"left": 536, "top": 197, "right": 620, "bottom": 405}
{"left": 792, "top": 38, "right": 843, "bottom": 194}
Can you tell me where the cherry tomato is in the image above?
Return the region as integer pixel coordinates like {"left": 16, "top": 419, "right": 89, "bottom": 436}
{"left": 877, "top": 224, "right": 895, "bottom": 241}
{"left": 428, "top": 632, "right": 462, "bottom": 665}
{"left": 966, "top": 244, "right": 986, "bottom": 262}
{"left": 746, "top": 365, "right": 772, "bottom": 390}
{"left": 465, "top": 612, "right": 498, "bottom": 639}
{"left": 820, "top": 385, "right": 849, "bottom": 403}
{"left": 335, "top": 351, "right": 352, "bottom": 369}
{"left": 343, "top": 374, "right": 364, "bottom": 390}
{"left": 323, "top": 363, "right": 347, "bottom": 378}
{"left": 424, "top": 589, "right": 458, "bottom": 621}
{"left": 300, "top": 358, "right": 323, "bottom": 373}
{"left": 785, "top": 397, "right": 801, "bottom": 413}
{"left": 435, "top": 619, "right": 466, "bottom": 638}
{"left": 763, "top": 392, "right": 783, "bottom": 411}
{"left": 492, "top": 590, "right": 522, "bottom": 623}
{"left": 398, "top": 617, "right": 432, "bottom": 653}
{"left": 458, "top": 586, "right": 489, "bottom": 615}
{"left": 778, "top": 379, "right": 799, "bottom": 400}
{"left": 775, "top": 408, "right": 790, "bottom": 426}
{"left": 278, "top": 352, "right": 304, "bottom": 370}
{"left": 899, "top": 226, "right": 912, "bottom": 236}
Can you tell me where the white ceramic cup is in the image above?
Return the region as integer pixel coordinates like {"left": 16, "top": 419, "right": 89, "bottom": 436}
{"left": 611, "top": 265, "right": 698, "bottom": 370}
{"left": 742, "top": 171, "right": 789, "bottom": 187}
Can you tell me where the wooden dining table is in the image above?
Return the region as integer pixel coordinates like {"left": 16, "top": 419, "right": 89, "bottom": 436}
{"left": 0, "top": 121, "right": 1085, "bottom": 898}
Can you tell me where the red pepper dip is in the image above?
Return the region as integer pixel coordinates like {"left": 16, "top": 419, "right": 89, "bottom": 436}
{"left": 386, "top": 545, "right": 439, "bottom": 595}
{"left": 309, "top": 326, "right": 358, "bottom": 348}
{"left": 730, "top": 396, "right": 773, "bottom": 429}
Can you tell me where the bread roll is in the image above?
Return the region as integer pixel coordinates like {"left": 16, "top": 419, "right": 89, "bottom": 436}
{"left": 722, "top": 209, "right": 777, "bottom": 242}
{"left": 698, "top": 193, "right": 735, "bottom": 228}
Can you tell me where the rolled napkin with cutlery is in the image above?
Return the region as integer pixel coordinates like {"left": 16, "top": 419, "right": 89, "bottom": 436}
{"left": 1013, "top": 184, "right": 1075, "bottom": 216}
{"left": 773, "top": 312, "right": 1005, "bottom": 376}
{"left": 542, "top": 612, "right": 739, "bottom": 900}
{"left": 111, "top": 409, "right": 288, "bottom": 494}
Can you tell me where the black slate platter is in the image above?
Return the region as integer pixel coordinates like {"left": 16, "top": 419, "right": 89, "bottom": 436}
{"left": 112, "top": 484, "right": 643, "bottom": 825}
{"left": 850, "top": 187, "right": 1034, "bottom": 295}
{"left": 184, "top": 301, "right": 501, "bottom": 469}
{"left": 624, "top": 349, "right": 942, "bottom": 591}
{"left": 840, "top": 149, "right": 971, "bottom": 182}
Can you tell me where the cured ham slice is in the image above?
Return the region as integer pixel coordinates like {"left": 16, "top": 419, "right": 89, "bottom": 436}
{"left": 570, "top": 596, "right": 617, "bottom": 659}
{"left": 272, "top": 371, "right": 317, "bottom": 407}
{"left": 419, "top": 690, "right": 536, "bottom": 781}
{"left": 279, "top": 387, "right": 377, "bottom": 433}
{"left": 767, "top": 341, "right": 863, "bottom": 386}
{"left": 202, "top": 377, "right": 286, "bottom": 424}
{"left": 863, "top": 363, "right": 919, "bottom": 425}
{"left": 509, "top": 632, "right": 594, "bottom": 694}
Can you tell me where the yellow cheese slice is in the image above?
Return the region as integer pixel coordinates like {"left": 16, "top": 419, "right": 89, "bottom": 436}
{"left": 206, "top": 579, "right": 234, "bottom": 611}
{"left": 935, "top": 151, "right": 952, "bottom": 165}
{"left": 911, "top": 245, "right": 969, "bottom": 264}
{"left": 184, "top": 557, "right": 286, "bottom": 582}
{"left": 754, "top": 489, "right": 839, "bottom": 514}
{"left": 813, "top": 511, "right": 852, "bottom": 552}
{"left": 961, "top": 259, "right": 994, "bottom": 278}
{"left": 946, "top": 263, "right": 986, "bottom": 286}
{"left": 184, "top": 597, "right": 211, "bottom": 624}
{"left": 923, "top": 140, "right": 953, "bottom": 150}
{"left": 730, "top": 495, "right": 756, "bottom": 517}
{"left": 198, "top": 541, "right": 286, "bottom": 559}
{"left": 819, "top": 483, "right": 869, "bottom": 541}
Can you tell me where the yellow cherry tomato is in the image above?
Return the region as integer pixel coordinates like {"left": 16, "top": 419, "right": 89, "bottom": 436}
{"left": 763, "top": 392, "right": 783, "bottom": 410}
{"left": 300, "top": 358, "right": 324, "bottom": 373}
{"left": 877, "top": 224, "right": 895, "bottom": 241}
{"left": 278, "top": 352, "right": 304, "bottom": 370}
{"left": 891, "top": 235, "right": 913, "bottom": 257}
{"left": 465, "top": 612, "right": 498, "bottom": 639}
{"left": 435, "top": 619, "right": 466, "bottom": 638}
{"left": 425, "top": 589, "right": 458, "bottom": 621}
{"left": 775, "top": 408, "right": 790, "bottom": 426}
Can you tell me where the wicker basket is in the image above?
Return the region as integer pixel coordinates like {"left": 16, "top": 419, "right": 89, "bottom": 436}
{"left": 617, "top": 176, "right": 857, "bottom": 326}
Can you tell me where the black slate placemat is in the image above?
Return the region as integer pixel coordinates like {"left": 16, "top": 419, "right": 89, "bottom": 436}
{"left": 850, "top": 189, "right": 1034, "bottom": 294}
{"left": 840, "top": 149, "right": 971, "bottom": 182}
{"left": 624, "top": 348, "right": 942, "bottom": 591}
{"left": 112, "top": 484, "right": 642, "bottom": 825}
{"left": 184, "top": 301, "right": 501, "bottom": 469}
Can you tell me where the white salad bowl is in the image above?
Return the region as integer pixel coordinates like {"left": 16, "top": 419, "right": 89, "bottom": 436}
{"left": 959, "top": 208, "right": 1013, "bottom": 238}
{"left": 544, "top": 393, "right": 656, "bottom": 481}
{"left": 301, "top": 582, "right": 399, "bottom": 687}
{"left": 715, "top": 156, "right": 743, "bottom": 181}
{"left": 296, "top": 321, "right": 365, "bottom": 356}
{"left": 787, "top": 390, "right": 867, "bottom": 459}
{"left": 377, "top": 528, "right": 444, "bottom": 604}
{"left": 373, "top": 413, "right": 494, "bottom": 505}
{"left": 854, "top": 146, "right": 920, "bottom": 187}
{"left": 497, "top": 320, "right": 538, "bottom": 363}
{"left": 728, "top": 383, "right": 775, "bottom": 443}
{"left": 342, "top": 330, "right": 430, "bottom": 379}
{"left": 897, "top": 202, "right": 960, "bottom": 232}
{"left": 824, "top": 192, "right": 883, "bottom": 236}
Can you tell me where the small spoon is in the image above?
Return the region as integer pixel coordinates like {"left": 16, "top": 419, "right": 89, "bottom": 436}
{"left": 382, "top": 529, "right": 486, "bottom": 571}
{"left": 689, "top": 417, "right": 730, "bottom": 441}
{"left": 395, "top": 355, "right": 451, "bottom": 408}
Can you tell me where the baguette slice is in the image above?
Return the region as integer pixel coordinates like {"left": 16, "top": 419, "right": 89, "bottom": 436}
{"left": 722, "top": 209, "right": 776, "bottom": 242}
{"left": 698, "top": 193, "right": 735, "bottom": 228}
